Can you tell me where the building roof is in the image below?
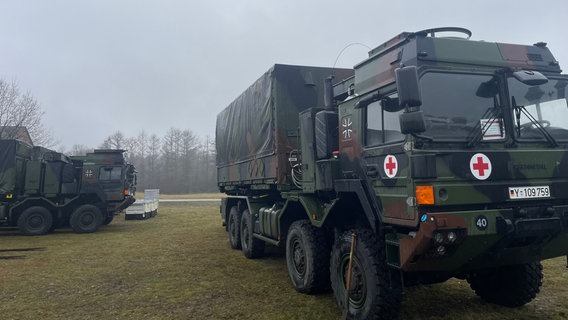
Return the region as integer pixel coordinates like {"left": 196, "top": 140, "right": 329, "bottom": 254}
{"left": 0, "top": 126, "right": 33, "bottom": 145}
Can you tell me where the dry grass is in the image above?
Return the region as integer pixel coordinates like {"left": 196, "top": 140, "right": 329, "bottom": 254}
{"left": 0, "top": 202, "right": 567, "bottom": 320}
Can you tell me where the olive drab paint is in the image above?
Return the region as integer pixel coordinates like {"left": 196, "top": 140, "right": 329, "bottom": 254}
{"left": 0, "top": 139, "right": 136, "bottom": 235}
{"left": 216, "top": 28, "right": 568, "bottom": 319}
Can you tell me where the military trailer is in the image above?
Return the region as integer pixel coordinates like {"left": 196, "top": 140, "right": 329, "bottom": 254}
{"left": 216, "top": 28, "right": 568, "bottom": 319}
{"left": 0, "top": 139, "right": 136, "bottom": 235}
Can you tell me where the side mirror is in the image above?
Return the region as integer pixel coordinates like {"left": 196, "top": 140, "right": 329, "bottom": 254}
{"left": 396, "top": 66, "right": 425, "bottom": 134}
{"left": 396, "top": 66, "right": 422, "bottom": 107}
{"left": 399, "top": 111, "right": 426, "bottom": 134}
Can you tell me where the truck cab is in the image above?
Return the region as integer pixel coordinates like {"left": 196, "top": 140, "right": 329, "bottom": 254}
{"left": 335, "top": 27, "right": 568, "bottom": 272}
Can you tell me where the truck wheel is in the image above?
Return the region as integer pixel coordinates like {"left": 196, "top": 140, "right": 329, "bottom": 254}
{"left": 228, "top": 206, "right": 242, "bottom": 249}
{"left": 467, "top": 262, "right": 543, "bottom": 307}
{"left": 330, "top": 229, "right": 402, "bottom": 320}
{"left": 70, "top": 205, "right": 103, "bottom": 233}
{"left": 17, "top": 206, "right": 53, "bottom": 236}
{"left": 240, "top": 209, "right": 264, "bottom": 258}
{"left": 286, "top": 220, "right": 330, "bottom": 293}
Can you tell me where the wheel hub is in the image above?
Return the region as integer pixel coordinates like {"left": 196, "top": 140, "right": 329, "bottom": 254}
{"left": 292, "top": 239, "right": 306, "bottom": 276}
{"left": 342, "top": 256, "right": 366, "bottom": 308}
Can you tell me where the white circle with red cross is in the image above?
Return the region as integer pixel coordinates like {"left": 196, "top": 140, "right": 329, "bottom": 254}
{"left": 469, "top": 153, "right": 492, "bottom": 180}
{"left": 383, "top": 155, "right": 398, "bottom": 178}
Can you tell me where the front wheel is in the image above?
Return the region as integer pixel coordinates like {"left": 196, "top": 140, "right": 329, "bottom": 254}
{"left": 467, "top": 262, "right": 543, "bottom": 307}
{"left": 330, "top": 229, "right": 402, "bottom": 320}
{"left": 17, "top": 206, "right": 53, "bottom": 236}
{"left": 70, "top": 205, "right": 103, "bottom": 233}
{"left": 286, "top": 220, "right": 330, "bottom": 293}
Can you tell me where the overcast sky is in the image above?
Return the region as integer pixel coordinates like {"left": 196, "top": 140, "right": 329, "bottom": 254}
{"left": 0, "top": 0, "right": 567, "bottom": 150}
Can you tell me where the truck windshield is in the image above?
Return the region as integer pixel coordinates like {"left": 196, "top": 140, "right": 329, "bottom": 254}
{"left": 420, "top": 72, "right": 499, "bottom": 141}
{"left": 509, "top": 77, "right": 568, "bottom": 141}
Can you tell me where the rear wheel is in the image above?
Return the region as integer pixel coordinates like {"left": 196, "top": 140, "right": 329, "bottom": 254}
{"left": 467, "top": 262, "right": 543, "bottom": 307}
{"left": 70, "top": 204, "right": 103, "bottom": 233}
{"left": 240, "top": 209, "right": 264, "bottom": 258}
{"left": 330, "top": 228, "right": 402, "bottom": 320}
{"left": 17, "top": 206, "right": 53, "bottom": 236}
{"left": 228, "top": 206, "right": 242, "bottom": 249}
{"left": 286, "top": 220, "right": 330, "bottom": 293}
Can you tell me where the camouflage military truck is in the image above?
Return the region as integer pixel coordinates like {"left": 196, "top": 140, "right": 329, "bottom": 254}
{"left": 216, "top": 28, "right": 568, "bottom": 319}
{"left": 0, "top": 139, "right": 136, "bottom": 235}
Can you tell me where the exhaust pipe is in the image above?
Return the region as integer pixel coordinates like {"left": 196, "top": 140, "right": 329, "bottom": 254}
{"left": 324, "top": 76, "right": 334, "bottom": 110}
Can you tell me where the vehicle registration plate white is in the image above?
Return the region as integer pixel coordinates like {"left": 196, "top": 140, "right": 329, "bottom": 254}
{"left": 508, "top": 186, "right": 550, "bottom": 199}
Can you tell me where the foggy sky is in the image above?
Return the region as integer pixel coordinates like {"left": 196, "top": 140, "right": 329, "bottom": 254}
{"left": 1, "top": 0, "right": 567, "bottom": 150}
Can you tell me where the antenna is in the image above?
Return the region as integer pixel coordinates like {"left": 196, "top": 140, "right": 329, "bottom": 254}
{"left": 331, "top": 42, "right": 371, "bottom": 76}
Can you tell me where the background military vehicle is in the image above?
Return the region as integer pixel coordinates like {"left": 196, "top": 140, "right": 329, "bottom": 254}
{"left": 0, "top": 139, "right": 136, "bottom": 235}
{"left": 216, "top": 27, "right": 568, "bottom": 319}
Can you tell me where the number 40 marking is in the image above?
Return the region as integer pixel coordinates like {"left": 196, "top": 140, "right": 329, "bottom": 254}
{"left": 475, "top": 215, "right": 488, "bottom": 231}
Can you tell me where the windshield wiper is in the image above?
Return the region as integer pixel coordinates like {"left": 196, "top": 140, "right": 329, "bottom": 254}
{"left": 512, "top": 96, "right": 558, "bottom": 147}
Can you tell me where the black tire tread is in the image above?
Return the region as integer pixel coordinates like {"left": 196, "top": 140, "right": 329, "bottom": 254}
{"left": 70, "top": 204, "right": 103, "bottom": 234}
{"left": 240, "top": 209, "right": 264, "bottom": 258}
{"left": 17, "top": 206, "right": 53, "bottom": 236}
{"left": 286, "top": 220, "right": 331, "bottom": 294}
{"left": 228, "top": 206, "right": 242, "bottom": 250}
{"left": 330, "top": 228, "right": 402, "bottom": 320}
{"left": 467, "top": 262, "right": 543, "bottom": 307}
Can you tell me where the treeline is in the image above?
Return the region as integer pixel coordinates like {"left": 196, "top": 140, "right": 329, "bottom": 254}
{"left": 68, "top": 128, "right": 217, "bottom": 194}
{"left": 0, "top": 78, "right": 217, "bottom": 195}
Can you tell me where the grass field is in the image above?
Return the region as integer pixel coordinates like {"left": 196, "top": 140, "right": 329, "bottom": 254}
{"left": 1, "top": 201, "right": 567, "bottom": 320}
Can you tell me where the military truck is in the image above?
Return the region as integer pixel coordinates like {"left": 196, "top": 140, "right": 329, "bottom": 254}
{"left": 216, "top": 28, "right": 568, "bottom": 319}
{"left": 0, "top": 139, "right": 136, "bottom": 235}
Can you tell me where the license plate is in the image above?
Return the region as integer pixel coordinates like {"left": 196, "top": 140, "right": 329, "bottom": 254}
{"left": 508, "top": 186, "right": 550, "bottom": 199}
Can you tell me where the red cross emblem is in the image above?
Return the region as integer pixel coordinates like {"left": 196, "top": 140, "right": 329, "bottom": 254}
{"left": 384, "top": 155, "right": 398, "bottom": 178}
{"left": 469, "top": 153, "right": 491, "bottom": 180}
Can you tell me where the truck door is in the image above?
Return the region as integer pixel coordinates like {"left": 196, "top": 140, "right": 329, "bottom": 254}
{"left": 98, "top": 166, "right": 124, "bottom": 201}
{"left": 362, "top": 95, "right": 415, "bottom": 226}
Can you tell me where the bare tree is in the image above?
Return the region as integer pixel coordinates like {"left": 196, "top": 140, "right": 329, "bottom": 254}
{"left": 180, "top": 129, "right": 199, "bottom": 193}
{"left": 146, "top": 133, "right": 161, "bottom": 189}
{"left": 161, "top": 127, "right": 183, "bottom": 193}
{"left": 95, "top": 128, "right": 218, "bottom": 194}
{"left": 0, "top": 79, "right": 55, "bottom": 146}
{"left": 68, "top": 144, "right": 93, "bottom": 156}
{"left": 100, "top": 131, "right": 126, "bottom": 149}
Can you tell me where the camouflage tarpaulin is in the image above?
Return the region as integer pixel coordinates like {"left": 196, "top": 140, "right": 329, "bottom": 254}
{"left": 216, "top": 64, "right": 353, "bottom": 187}
{"left": 216, "top": 67, "right": 273, "bottom": 166}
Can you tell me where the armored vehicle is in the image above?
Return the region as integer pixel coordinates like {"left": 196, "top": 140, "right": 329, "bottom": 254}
{"left": 216, "top": 28, "right": 568, "bottom": 319}
{"left": 0, "top": 139, "right": 136, "bottom": 235}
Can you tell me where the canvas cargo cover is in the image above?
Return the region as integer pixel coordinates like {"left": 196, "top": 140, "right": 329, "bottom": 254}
{"left": 216, "top": 64, "right": 353, "bottom": 187}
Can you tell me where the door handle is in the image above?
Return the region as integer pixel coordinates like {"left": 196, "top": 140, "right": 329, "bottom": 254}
{"left": 366, "top": 166, "right": 379, "bottom": 178}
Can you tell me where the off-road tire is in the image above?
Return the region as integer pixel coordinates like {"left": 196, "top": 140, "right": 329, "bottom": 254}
{"left": 228, "top": 206, "right": 242, "bottom": 250}
{"left": 70, "top": 204, "right": 103, "bottom": 234}
{"left": 17, "top": 206, "right": 53, "bottom": 236}
{"left": 286, "top": 220, "right": 331, "bottom": 293}
{"left": 330, "top": 228, "right": 402, "bottom": 320}
{"left": 240, "top": 209, "right": 264, "bottom": 258}
{"left": 467, "top": 262, "right": 543, "bottom": 307}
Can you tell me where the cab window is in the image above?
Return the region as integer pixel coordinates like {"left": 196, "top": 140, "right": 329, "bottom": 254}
{"left": 366, "top": 94, "right": 405, "bottom": 146}
{"left": 99, "top": 166, "right": 122, "bottom": 181}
